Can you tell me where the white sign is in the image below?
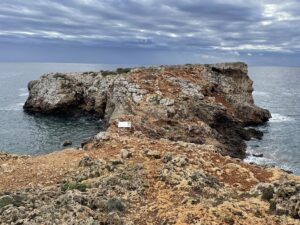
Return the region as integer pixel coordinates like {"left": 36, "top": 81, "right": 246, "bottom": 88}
{"left": 118, "top": 121, "right": 132, "bottom": 128}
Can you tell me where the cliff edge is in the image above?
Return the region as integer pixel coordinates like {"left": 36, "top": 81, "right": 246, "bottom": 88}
{"left": 1, "top": 63, "right": 299, "bottom": 225}
{"left": 24, "top": 62, "right": 270, "bottom": 158}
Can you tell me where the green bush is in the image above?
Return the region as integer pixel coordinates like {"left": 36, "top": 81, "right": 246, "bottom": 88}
{"left": 100, "top": 68, "right": 131, "bottom": 77}
{"left": 60, "top": 181, "right": 87, "bottom": 192}
{"left": 100, "top": 70, "right": 117, "bottom": 76}
{"left": 0, "top": 196, "right": 14, "bottom": 208}
{"left": 116, "top": 68, "right": 131, "bottom": 74}
{"left": 106, "top": 198, "right": 126, "bottom": 212}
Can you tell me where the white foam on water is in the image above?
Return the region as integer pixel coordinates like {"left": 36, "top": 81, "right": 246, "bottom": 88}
{"left": 253, "top": 91, "right": 269, "bottom": 96}
{"left": 19, "top": 92, "right": 28, "bottom": 97}
{"left": 0, "top": 103, "right": 24, "bottom": 111}
{"left": 269, "top": 113, "right": 295, "bottom": 123}
{"left": 18, "top": 88, "right": 29, "bottom": 97}
{"left": 245, "top": 146, "right": 295, "bottom": 173}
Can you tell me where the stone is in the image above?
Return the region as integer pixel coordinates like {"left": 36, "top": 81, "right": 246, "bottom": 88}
{"left": 120, "top": 149, "right": 132, "bottom": 159}
{"left": 62, "top": 140, "right": 72, "bottom": 147}
{"left": 144, "top": 149, "right": 161, "bottom": 159}
{"left": 159, "top": 98, "right": 175, "bottom": 106}
{"left": 252, "top": 153, "right": 264, "bottom": 157}
{"left": 0, "top": 163, "right": 13, "bottom": 173}
{"left": 250, "top": 183, "right": 274, "bottom": 200}
{"left": 94, "top": 132, "right": 109, "bottom": 141}
{"left": 252, "top": 181, "right": 300, "bottom": 219}
{"left": 79, "top": 156, "right": 95, "bottom": 167}
{"left": 81, "top": 138, "right": 91, "bottom": 148}
{"left": 172, "top": 155, "right": 188, "bottom": 167}
{"left": 162, "top": 152, "right": 172, "bottom": 163}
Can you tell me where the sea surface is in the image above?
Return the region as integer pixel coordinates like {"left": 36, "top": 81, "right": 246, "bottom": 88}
{"left": 246, "top": 67, "right": 300, "bottom": 175}
{"left": 0, "top": 63, "right": 299, "bottom": 175}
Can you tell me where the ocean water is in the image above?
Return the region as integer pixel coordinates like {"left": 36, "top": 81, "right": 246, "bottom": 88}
{"left": 246, "top": 67, "right": 300, "bottom": 175}
{"left": 0, "top": 63, "right": 133, "bottom": 155}
{"left": 0, "top": 64, "right": 299, "bottom": 175}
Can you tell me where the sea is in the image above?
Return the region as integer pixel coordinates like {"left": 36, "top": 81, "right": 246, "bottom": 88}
{"left": 246, "top": 67, "right": 300, "bottom": 175}
{"left": 0, "top": 63, "right": 299, "bottom": 174}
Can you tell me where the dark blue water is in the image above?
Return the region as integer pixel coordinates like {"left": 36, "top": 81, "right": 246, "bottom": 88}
{"left": 0, "top": 63, "right": 132, "bottom": 155}
{"left": 247, "top": 67, "right": 300, "bottom": 175}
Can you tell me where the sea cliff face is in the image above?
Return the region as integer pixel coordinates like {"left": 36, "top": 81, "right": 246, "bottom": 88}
{"left": 24, "top": 62, "right": 270, "bottom": 158}
{"left": 1, "top": 63, "right": 300, "bottom": 225}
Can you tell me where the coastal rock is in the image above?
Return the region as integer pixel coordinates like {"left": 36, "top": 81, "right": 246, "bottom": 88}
{"left": 120, "top": 149, "right": 132, "bottom": 159}
{"left": 24, "top": 63, "right": 271, "bottom": 158}
{"left": 62, "top": 140, "right": 72, "bottom": 147}
{"left": 252, "top": 181, "right": 300, "bottom": 219}
{"left": 252, "top": 153, "right": 264, "bottom": 157}
{"left": 1, "top": 123, "right": 300, "bottom": 224}
{"left": 144, "top": 149, "right": 161, "bottom": 159}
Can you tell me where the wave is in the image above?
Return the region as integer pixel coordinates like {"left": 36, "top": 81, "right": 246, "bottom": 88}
{"left": 18, "top": 87, "right": 29, "bottom": 97}
{"left": 19, "top": 92, "right": 29, "bottom": 97}
{"left": 245, "top": 146, "right": 295, "bottom": 173}
{"left": 0, "top": 73, "right": 21, "bottom": 79}
{"left": 253, "top": 91, "right": 269, "bottom": 96}
{"left": 269, "top": 113, "right": 295, "bottom": 123}
{"left": 0, "top": 103, "right": 24, "bottom": 111}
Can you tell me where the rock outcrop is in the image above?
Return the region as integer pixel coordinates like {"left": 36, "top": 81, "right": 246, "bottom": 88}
{"left": 24, "top": 62, "right": 270, "bottom": 158}
{"left": 3, "top": 62, "right": 299, "bottom": 225}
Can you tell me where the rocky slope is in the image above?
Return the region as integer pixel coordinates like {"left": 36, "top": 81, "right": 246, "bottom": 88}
{"left": 24, "top": 62, "right": 270, "bottom": 158}
{"left": 0, "top": 62, "right": 299, "bottom": 224}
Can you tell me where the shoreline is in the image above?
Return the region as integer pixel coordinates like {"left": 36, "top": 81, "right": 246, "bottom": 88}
{"left": 1, "top": 62, "right": 299, "bottom": 224}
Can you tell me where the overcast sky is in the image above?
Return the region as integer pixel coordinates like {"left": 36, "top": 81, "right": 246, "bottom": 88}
{"left": 0, "top": 0, "right": 299, "bottom": 65}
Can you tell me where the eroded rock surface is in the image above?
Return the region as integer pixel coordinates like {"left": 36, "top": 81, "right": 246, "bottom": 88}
{"left": 3, "top": 63, "right": 299, "bottom": 225}
{"left": 24, "top": 62, "right": 270, "bottom": 158}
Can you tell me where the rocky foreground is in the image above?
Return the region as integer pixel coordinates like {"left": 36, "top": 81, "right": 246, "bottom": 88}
{"left": 0, "top": 63, "right": 300, "bottom": 224}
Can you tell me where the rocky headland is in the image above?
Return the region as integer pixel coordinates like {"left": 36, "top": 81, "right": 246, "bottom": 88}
{"left": 0, "top": 62, "right": 299, "bottom": 224}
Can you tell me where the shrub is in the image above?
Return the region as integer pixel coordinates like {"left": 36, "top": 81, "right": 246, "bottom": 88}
{"left": 0, "top": 196, "right": 14, "bottom": 208}
{"left": 106, "top": 198, "right": 126, "bottom": 212}
{"left": 100, "top": 68, "right": 131, "bottom": 77}
{"left": 100, "top": 70, "right": 117, "bottom": 76}
{"left": 116, "top": 68, "right": 131, "bottom": 74}
{"left": 60, "top": 181, "right": 87, "bottom": 192}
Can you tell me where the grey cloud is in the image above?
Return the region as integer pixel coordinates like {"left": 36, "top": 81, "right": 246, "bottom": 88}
{"left": 0, "top": 0, "right": 299, "bottom": 64}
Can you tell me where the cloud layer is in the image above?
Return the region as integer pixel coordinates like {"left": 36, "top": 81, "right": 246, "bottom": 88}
{"left": 0, "top": 0, "right": 299, "bottom": 64}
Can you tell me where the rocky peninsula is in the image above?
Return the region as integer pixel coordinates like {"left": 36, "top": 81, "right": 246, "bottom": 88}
{"left": 0, "top": 62, "right": 300, "bottom": 224}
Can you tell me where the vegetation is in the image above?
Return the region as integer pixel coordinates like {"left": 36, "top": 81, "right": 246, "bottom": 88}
{"left": 53, "top": 73, "right": 72, "bottom": 81}
{"left": 100, "top": 67, "right": 131, "bottom": 77}
{"left": 106, "top": 198, "right": 126, "bottom": 212}
{"left": 0, "top": 196, "right": 14, "bottom": 208}
{"left": 116, "top": 67, "right": 131, "bottom": 74}
{"left": 60, "top": 181, "right": 87, "bottom": 192}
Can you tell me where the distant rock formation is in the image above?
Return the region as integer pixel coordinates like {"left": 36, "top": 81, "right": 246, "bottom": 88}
{"left": 24, "top": 62, "right": 271, "bottom": 158}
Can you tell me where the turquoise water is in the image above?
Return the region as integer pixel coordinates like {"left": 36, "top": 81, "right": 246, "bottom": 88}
{"left": 0, "top": 63, "right": 299, "bottom": 175}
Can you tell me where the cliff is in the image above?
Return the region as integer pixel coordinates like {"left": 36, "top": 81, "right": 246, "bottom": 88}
{"left": 24, "top": 62, "right": 270, "bottom": 158}
{"left": 0, "top": 63, "right": 299, "bottom": 225}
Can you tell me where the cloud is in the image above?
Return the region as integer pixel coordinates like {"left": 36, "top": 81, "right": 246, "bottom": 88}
{"left": 0, "top": 0, "right": 299, "bottom": 64}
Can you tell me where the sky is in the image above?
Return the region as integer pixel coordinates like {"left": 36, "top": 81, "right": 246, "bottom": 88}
{"left": 0, "top": 0, "right": 299, "bottom": 66}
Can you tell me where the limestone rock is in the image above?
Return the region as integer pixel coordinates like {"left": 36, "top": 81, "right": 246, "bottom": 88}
{"left": 120, "top": 149, "right": 132, "bottom": 159}
{"left": 23, "top": 63, "right": 270, "bottom": 158}
{"left": 62, "top": 140, "right": 72, "bottom": 147}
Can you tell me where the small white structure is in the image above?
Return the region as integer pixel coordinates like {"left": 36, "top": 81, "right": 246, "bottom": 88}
{"left": 118, "top": 121, "right": 132, "bottom": 128}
